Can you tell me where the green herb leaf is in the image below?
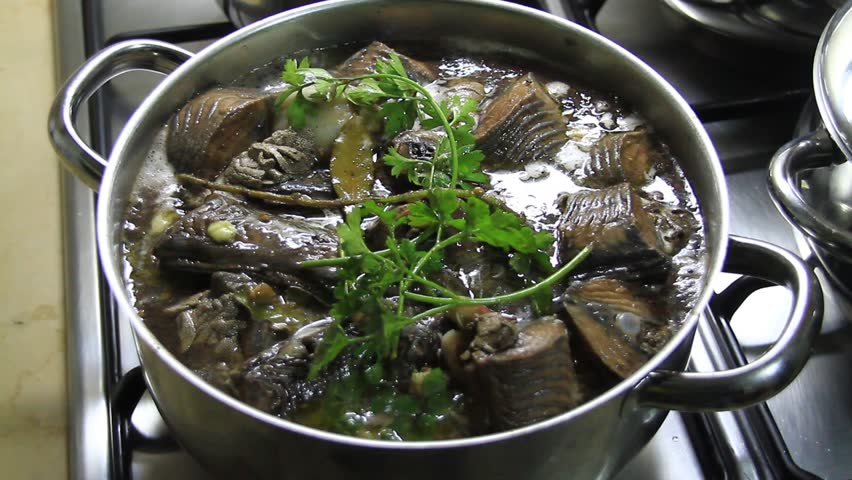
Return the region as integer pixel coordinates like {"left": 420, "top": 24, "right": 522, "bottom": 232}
{"left": 364, "top": 362, "right": 384, "bottom": 385}
{"left": 337, "top": 209, "right": 368, "bottom": 256}
{"left": 431, "top": 190, "right": 461, "bottom": 223}
{"left": 282, "top": 57, "right": 306, "bottom": 86}
{"left": 304, "top": 78, "right": 338, "bottom": 102}
{"left": 286, "top": 94, "right": 317, "bottom": 129}
{"left": 344, "top": 78, "right": 388, "bottom": 106}
{"left": 463, "top": 197, "right": 554, "bottom": 269}
{"left": 361, "top": 200, "right": 405, "bottom": 230}
{"left": 379, "top": 100, "right": 418, "bottom": 137}
{"left": 406, "top": 201, "right": 439, "bottom": 228}
{"left": 376, "top": 52, "right": 409, "bottom": 78}
{"left": 308, "top": 322, "right": 351, "bottom": 380}
{"left": 421, "top": 368, "right": 449, "bottom": 397}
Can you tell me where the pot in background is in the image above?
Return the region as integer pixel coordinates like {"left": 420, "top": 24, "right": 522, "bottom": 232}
{"left": 769, "top": 0, "right": 852, "bottom": 297}
{"left": 49, "top": 1, "right": 822, "bottom": 478}
{"left": 215, "top": 0, "right": 317, "bottom": 27}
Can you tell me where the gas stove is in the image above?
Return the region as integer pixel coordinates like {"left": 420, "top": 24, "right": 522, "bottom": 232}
{"left": 53, "top": 1, "right": 852, "bottom": 479}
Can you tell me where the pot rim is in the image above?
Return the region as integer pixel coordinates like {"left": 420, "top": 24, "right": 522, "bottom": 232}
{"left": 814, "top": 0, "right": 852, "bottom": 162}
{"left": 97, "top": 0, "right": 728, "bottom": 449}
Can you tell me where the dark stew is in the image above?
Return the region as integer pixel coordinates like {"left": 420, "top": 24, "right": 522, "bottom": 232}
{"left": 121, "top": 42, "right": 706, "bottom": 441}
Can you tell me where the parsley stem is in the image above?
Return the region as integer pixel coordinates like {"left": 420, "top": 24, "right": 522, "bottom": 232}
{"left": 410, "top": 304, "right": 455, "bottom": 322}
{"left": 343, "top": 73, "right": 460, "bottom": 188}
{"left": 409, "top": 273, "right": 461, "bottom": 299}
{"left": 410, "top": 232, "right": 464, "bottom": 277}
{"left": 298, "top": 248, "right": 390, "bottom": 268}
{"left": 177, "top": 174, "right": 510, "bottom": 212}
{"left": 405, "top": 246, "right": 592, "bottom": 306}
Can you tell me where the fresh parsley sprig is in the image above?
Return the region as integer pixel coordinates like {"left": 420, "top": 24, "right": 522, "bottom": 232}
{"left": 272, "top": 53, "right": 589, "bottom": 379}
{"left": 276, "top": 55, "right": 484, "bottom": 189}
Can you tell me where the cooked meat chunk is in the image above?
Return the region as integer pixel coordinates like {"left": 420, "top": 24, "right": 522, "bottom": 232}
{"left": 563, "top": 278, "right": 668, "bottom": 378}
{"left": 237, "top": 319, "right": 335, "bottom": 414}
{"left": 395, "top": 317, "right": 443, "bottom": 374}
{"left": 167, "top": 88, "right": 273, "bottom": 179}
{"left": 469, "top": 318, "right": 582, "bottom": 431}
{"left": 577, "top": 131, "right": 659, "bottom": 188}
{"left": 154, "top": 194, "right": 338, "bottom": 290}
{"left": 336, "top": 41, "right": 437, "bottom": 84}
{"left": 173, "top": 290, "right": 245, "bottom": 363}
{"left": 558, "top": 183, "right": 668, "bottom": 272}
{"left": 391, "top": 129, "right": 443, "bottom": 162}
{"left": 475, "top": 74, "right": 567, "bottom": 168}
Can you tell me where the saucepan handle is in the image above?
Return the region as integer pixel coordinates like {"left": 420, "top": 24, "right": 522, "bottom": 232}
{"left": 48, "top": 40, "right": 193, "bottom": 191}
{"left": 768, "top": 127, "right": 852, "bottom": 253}
{"left": 636, "top": 235, "right": 823, "bottom": 410}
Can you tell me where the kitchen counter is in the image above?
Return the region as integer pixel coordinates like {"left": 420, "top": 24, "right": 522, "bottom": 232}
{"left": 0, "top": 0, "right": 68, "bottom": 479}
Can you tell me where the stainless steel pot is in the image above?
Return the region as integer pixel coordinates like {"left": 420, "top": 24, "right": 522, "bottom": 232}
{"left": 769, "top": 0, "right": 852, "bottom": 296}
{"left": 48, "top": 1, "right": 822, "bottom": 478}
{"left": 216, "top": 0, "right": 317, "bottom": 27}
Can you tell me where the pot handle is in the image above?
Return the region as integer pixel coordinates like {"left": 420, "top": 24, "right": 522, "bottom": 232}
{"left": 635, "top": 235, "right": 823, "bottom": 411}
{"left": 768, "top": 127, "right": 852, "bottom": 251}
{"left": 48, "top": 40, "right": 193, "bottom": 191}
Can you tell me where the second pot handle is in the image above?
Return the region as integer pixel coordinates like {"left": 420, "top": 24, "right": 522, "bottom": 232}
{"left": 48, "top": 40, "right": 193, "bottom": 191}
{"left": 768, "top": 128, "right": 852, "bottom": 252}
{"left": 636, "top": 235, "right": 823, "bottom": 411}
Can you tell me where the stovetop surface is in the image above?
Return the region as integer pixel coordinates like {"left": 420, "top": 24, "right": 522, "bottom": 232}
{"left": 54, "top": 0, "right": 852, "bottom": 479}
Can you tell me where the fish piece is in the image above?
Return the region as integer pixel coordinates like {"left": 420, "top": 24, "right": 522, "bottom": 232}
{"left": 389, "top": 317, "right": 444, "bottom": 383}
{"left": 237, "top": 319, "right": 336, "bottom": 414}
{"left": 154, "top": 194, "right": 339, "bottom": 289}
{"left": 330, "top": 115, "right": 376, "bottom": 199}
{"left": 470, "top": 317, "right": 582, "bottom": 431}
{"left": 391, "top": 129, "right": 443, "bottom": 162}
{"left": 442, "top": 78, "right": 486, "bottom": 107}
{"left": 562, "top": 278, "right": 668, "bottom": 379}
{"left": 173, "top": 290, "right": 245, "bottom": 363}
{"left": 437, "top": 243, "right": 526, "bottom": 301}
{"left": 558, "top": 183, "right": 668, "bottom": 271}
{"left": 167, "top": 87, "right": 273, "bottom": 179}
{"left": 376, "top": 129, "right": 444, "bottom": 192}
{"left": 336, "top": 41, "right": 437, "bottom": 84}
{"left": 644, "top": 201, "right": 698, "bottom": 256}
{"left": 475, "top": 74, "right": 567, "bottom": 168}
{"left": 169, "top": 272, "right": 258, "bottom": 363}
{"left": 577, "top": 131, "right": 659, "bottom": 188}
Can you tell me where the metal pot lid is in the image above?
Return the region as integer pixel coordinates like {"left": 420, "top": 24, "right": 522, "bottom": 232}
{"left": 815, "top": 0, "right": 852, "bottom": 161}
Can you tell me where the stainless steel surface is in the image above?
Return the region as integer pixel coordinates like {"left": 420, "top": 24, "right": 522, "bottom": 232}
{"left": 815, "top": 0, "right": 852, "bottom": 161}
{"left": 48, "top": 41, "right": 193, "bottom": 190}
{"left": 215, "top": 0, "right": 315, "bottom": 26}
{"left": 768, "top": 95, "right": 852, "bottom": 299}
{"left": 661, "top": 0, "right": 826, "bottom": 52}
{"left": 769, "top": 128, "right": 852, "bottom": 256}
{"left": 52, "top": 1, "right": 111, "bottom": 479}
{"left": 771, "top": 266, "right": 852, "bottom": 479}
{"left": 52, "top": 0, "right": 849, "bottom": 479}
{"left": 730, "top": 167, "right": 852, "bottom": 479}
{"left": 749, "top": 0, "right": 836, "bottom": 37}
{"left": 636, "top": 236, "right": 822, "bottom": 411}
